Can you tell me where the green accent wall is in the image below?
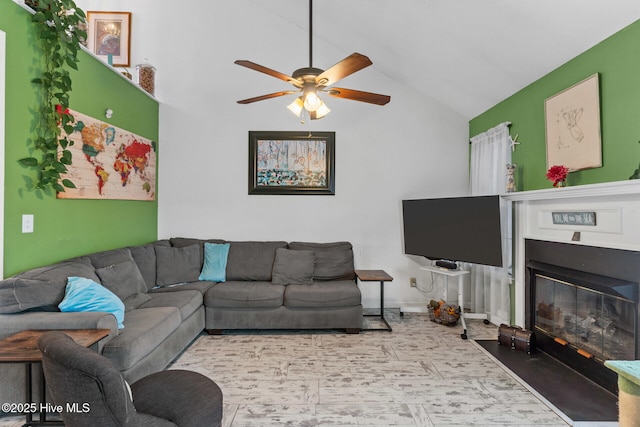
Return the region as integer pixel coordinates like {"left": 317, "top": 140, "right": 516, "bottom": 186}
{"left": 470, "top": 20, "right": 640, "bottom": 191}
{"left": 1, "top": 1, "right": 159, "bottom": 277}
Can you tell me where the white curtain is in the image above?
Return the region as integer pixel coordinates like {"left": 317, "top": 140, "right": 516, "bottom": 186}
{"left": 468, "top": 122, "right": 512, "bottom": 325}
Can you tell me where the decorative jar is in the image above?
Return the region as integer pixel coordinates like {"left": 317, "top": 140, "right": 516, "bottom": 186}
{"left": 136, "top": 63, "right": 156, "bottom": 96}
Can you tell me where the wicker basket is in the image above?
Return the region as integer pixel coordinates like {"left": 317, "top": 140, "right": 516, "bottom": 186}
{"left": 427, "top": 303, "right": 460, "bottom": 326}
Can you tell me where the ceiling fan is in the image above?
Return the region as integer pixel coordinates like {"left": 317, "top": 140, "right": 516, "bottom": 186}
{"left": 234, "top": 0, "right": 390, "bottom": 120}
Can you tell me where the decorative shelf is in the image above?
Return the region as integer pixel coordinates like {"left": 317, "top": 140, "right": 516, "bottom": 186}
{"left": 12, "top": 0, "right": 156, "bottom": 101}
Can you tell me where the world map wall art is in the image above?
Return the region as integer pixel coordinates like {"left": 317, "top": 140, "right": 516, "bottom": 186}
{"left": 57, "top": 109, "right": 156, "bottom": 201}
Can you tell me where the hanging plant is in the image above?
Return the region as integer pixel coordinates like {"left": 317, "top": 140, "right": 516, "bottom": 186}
{"left": 19, "top": 0, "right": 86, "bottom": 193}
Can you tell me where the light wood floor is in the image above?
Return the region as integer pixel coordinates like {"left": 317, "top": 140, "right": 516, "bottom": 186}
{"left": 171, "top": 311, "right": 569, "bottom": 427}
{"left": 0, "top": 311, "right": 571, "bottom": 426}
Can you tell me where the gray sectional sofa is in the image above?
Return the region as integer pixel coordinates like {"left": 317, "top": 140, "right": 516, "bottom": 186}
{"left": 0, "top": 238, "right": 362, "bottom": 413}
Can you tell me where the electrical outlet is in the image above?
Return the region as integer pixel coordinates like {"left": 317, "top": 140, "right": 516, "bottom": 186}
{"left": 410, "top": 277, "right": 417, "bottom": 287}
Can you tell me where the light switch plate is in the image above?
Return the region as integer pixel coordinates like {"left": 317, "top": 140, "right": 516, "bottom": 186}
{"left": 22, "top": 214, "right": 34, "bottom": 233}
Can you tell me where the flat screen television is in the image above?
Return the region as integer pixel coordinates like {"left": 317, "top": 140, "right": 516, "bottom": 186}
{"left": 402, "top": 195, "right": 503, "bottom": 268}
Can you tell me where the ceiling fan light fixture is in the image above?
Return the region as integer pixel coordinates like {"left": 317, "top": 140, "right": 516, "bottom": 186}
{"left": 287, "top": 97, "right": 304, "bottom": 117}
{"left": 234, "top": 0, "right": 389, "bottom": 122}
{"left": 314, "top": 100, "right": 331, "bottom": 119}
{"left": 303, "top": 90, "right": 321, "bottom": 112}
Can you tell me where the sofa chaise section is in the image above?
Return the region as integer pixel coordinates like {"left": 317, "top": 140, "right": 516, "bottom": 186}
{"left": 0, "top": 241, "right": 204, "bottom": 410}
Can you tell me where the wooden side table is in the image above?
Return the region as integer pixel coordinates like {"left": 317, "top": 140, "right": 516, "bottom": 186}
{"left": 355, "top": 269, "right": 394, "bottom": 332}
{"left": 0, "top": 329, "right": 110, "bottom": 426}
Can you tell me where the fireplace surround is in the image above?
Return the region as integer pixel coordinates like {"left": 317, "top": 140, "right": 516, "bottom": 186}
{"left": 525, "top": 239, "right": 639, "bottom": 393}
{"left": 505, "top": 179, "right": 640, "bottom": 396}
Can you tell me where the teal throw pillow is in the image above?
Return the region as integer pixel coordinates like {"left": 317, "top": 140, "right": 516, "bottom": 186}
{"left": 59, "top": 276, "right": 125, "bottom": 329}
{"left": 199, "top": 243, "right": 230, "bottom": 282}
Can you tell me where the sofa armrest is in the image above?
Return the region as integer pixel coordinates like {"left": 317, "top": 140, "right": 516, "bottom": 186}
{"left": 0, "top": 312, "right": 118, "bottom": 351}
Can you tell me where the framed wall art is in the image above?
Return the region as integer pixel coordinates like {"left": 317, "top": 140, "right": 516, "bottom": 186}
{"left": 248, "top": 131, "right": 335, "bottom": 195}
{"left": 86, "top": 11, "right": 131, "bottom": 67}
{"left": 544, "top": 73, "right": 602, "bottom": 170}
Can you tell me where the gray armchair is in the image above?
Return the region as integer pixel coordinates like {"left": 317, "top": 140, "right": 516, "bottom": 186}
{"left": 38, "top": 331, "right": 223, "bottom": 427}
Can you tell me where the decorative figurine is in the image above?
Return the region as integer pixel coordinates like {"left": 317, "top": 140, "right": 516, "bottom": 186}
{"left": 506, "top": 163, "right": 517, "bottom": 192}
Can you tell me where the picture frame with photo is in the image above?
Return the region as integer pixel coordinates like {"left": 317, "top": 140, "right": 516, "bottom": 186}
{"left": 544, "top": 73, "right": 602, "bottom": 170}
{"left": 248, "top": 131, "right": 335, "bottom": 195}
{"left": 86, "top": 11, "right": 131, "bottom": 67}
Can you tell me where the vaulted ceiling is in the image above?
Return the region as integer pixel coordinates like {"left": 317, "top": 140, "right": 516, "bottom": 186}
{"left": 250, "top": 0, "right": 640, "bottom": 119}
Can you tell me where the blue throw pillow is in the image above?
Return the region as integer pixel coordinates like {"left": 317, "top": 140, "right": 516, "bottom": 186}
{"left": 199, "top": 243, "right": 230, "bottom": 282}
{"left": 59, "top": 276, "right": 125, "bottom": 329}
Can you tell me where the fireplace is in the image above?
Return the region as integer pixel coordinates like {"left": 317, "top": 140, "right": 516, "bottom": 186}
{"left": 525, "top": 239, "right": 640, "bottom": 394}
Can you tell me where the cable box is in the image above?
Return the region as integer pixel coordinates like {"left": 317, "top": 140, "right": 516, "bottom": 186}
{"left": 435, "top": 260, "right": 458, "bottom": 270}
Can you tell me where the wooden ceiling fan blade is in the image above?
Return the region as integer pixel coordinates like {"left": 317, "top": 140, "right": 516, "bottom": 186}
{"left": 234, "top": 60, "right": 303, "bottom": 88}
{"left": 237, "top": 90, "right": 299, "bottom": 104}
{"left": 315, "top": 53, "right": 372, "bottom": 87}
{"left": 327, "top": 87, "right": 391, "bottom": 105}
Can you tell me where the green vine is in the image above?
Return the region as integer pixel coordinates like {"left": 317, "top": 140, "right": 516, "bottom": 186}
{"left": 19, "top": 0, "right": 86, "bottom": 193}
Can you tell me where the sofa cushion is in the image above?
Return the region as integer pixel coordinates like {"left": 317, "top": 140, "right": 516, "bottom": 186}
{"left": 271, "top": 248, "right": 315, "bottom": 285}
{"left": 199, "top": 243, "right": 230, "bottom": 282}
{"left": 5, "top": 257, "right": 101, "bottom": 311}
{"left": 129, "top": 240, "right": 170, "bottom": 291}
{"left": 102, "top": 307, "right": 181, "bottom": 371}
{"left": 170, "top": 237, "right": 227, "bottom": 266}
{"left": 58, "top": 277, "right": 125, "bottom": 329}
{"left": 288, "top": 242, "right": 355, "bottom": 280}
{"left": 0, "top": 278, "right": 65, "bottom": 313}
{"left": 226, "top": 241, "right": 288, "bottom": 281}
{"left": 149, "top": 281, "right": 216, "bottom": 295}
{"left": 138, "top": 290, "right": 202, "bottom": 321}
{"left": 88, "top": 248, "right": 135, "bottom": 269}
{"left": 96, "top": 259, "right": 148, "bottom": 302}
{"left": 122, "top": 293, "right": 152, "bottom": 311}
{"left": 204, "top": 281, "right": 284, "bottom": 308}
{"left": 284, "top": 280, "right": 362, "bottom": 308}
{"left": 15, "top": 256, "right": 100, "bottom": 284}
{"left": 155, "top": 245, "right": 201, "bottom": 287}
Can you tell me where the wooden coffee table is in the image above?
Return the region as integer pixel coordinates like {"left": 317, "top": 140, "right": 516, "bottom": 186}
{"left": 0, "top": 329, "right": 110, "bottom": 426}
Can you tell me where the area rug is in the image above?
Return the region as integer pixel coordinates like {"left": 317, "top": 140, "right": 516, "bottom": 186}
{"left": 476, "top": 339, "right": 618, "bottom": 423}
{"left": 0, "top": 315, "right": 570, "bottom": 427}
{"left": 167, "top": 313, "right": 569, "bottom": 427}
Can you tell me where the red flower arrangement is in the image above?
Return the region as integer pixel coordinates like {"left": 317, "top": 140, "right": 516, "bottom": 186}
{"left": 546, "top": 165, "right": 569, "bottom": 187}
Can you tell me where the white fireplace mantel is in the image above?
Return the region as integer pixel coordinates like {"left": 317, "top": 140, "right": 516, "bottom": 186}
{"left": 503, "top": 180, "right": 640, "bottom": 326}
{"left": 503, "top": 179, "right": 640, "bottom": 202}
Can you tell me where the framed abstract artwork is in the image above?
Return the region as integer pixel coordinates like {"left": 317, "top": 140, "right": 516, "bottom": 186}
{"left": 86, "top": 11, "right": 131, "bottom": 66}
{"left": 248, "top": 131, "right": 335, "bottom": 195}
{"left": 544, "top": 73, "right": 602, "bottom": 170}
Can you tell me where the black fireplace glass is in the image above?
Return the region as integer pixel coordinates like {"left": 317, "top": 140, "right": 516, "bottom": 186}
{"left": 535, "top": 274, "right": 635, "bottom": 361}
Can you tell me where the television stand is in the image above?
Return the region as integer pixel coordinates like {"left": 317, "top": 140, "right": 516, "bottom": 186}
{"left": 406, "top": 265, "right": 488, "bottom": 339}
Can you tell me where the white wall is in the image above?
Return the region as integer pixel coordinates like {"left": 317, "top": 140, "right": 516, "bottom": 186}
{"left": 75, "top": 0, "right": 471, "bottom": 307}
